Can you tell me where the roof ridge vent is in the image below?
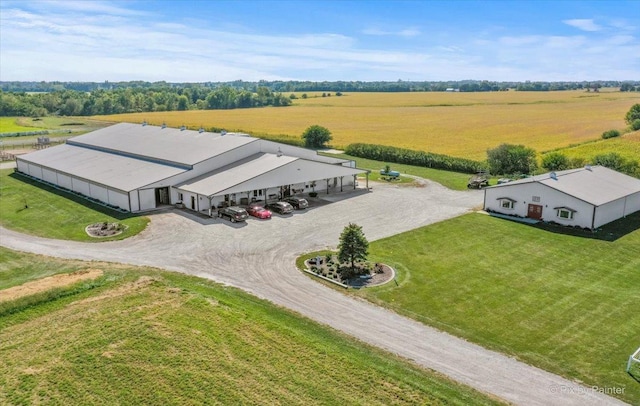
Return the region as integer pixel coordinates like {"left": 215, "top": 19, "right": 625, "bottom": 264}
{"left": 142, "top": 120, "right": 147, "bottom": 126}
{"left": 199, "top": 126, "right": 204, "bottom": 133}
{"left": 180, "top": 125, "right": 186, "bottom": 131}
{"left": 549, "top": 171, "right": 557, "bottom": 180}
{"left": 277, "top": 147, "right": 283, "bottom": 157}
{"left": 161, "top": 122, "right": 167, "bottom": 129}
{"left": 585, "top": 164, "right": 592, "bottom": 171}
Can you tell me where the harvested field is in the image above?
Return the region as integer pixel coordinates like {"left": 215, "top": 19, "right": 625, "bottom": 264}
{"left": 98, "top": 90, "right": 640, "bottom": 160}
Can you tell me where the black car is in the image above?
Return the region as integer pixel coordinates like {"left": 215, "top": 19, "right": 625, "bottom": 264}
{"left": 284, "top": 197, "right": 309, "bottom": 209}
{"left": 266, "top": 201, "right": 294, "bottom": 214}
{"left": 218, "top": 206, "right": 249, "bottom": 222}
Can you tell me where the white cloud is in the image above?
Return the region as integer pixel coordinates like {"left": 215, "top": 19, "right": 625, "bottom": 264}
{"left": 362, "top": 27, "right": 420, "bottom": 37}
{"left": 563, "top": 19, "right": 602, "bottom": 32}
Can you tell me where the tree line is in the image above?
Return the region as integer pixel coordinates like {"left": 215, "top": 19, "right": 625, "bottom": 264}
{"left": 0, "top": 86, "right": 291, "bottom": 117}
{"left": 2, "top": 80, "right": 639, "bottom": 94}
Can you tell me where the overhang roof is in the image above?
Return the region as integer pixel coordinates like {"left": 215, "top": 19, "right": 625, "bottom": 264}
{"left": 17, "top": 144, "right": 186, "bottom": 192}
{"left": 487, "top": 166, "right": 640, "bottom": 206}
{"left": 176, "top": 153, "right": 366, "bottom": 197}
{"left": 67, "top": 122, "right": 257, "bottom": 166}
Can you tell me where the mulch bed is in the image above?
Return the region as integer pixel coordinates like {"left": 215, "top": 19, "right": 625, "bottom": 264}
{"left": 305, "top": 255, "right": 395, "bottom": 288}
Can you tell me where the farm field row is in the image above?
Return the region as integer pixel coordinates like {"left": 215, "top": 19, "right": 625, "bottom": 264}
{"left": 347, "top": 213, "right": 640, "bottom": 404}
{"left": 98, "top": 90, "right": 640, "bottom": 161}
{"left": 550, "top": 130, "right": 640, "bottom": 162}
{"left": 0, "top": 248, "right": 500, "bottom": 406}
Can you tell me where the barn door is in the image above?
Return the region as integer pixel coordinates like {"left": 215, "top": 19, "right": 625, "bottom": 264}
{"left": 527, "top": 204, "right": 543, "bottom": 220}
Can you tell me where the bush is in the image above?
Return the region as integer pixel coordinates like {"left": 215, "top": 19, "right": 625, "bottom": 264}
{"left": 487, "top": 144, "right": 537, "bottom": 175}
{"left": 631, "top": 119, "right": 640, "bottom": 131}
{"left": 345, "top": 143, "right": 486, "bottom": 174}
{"left": 601, "top": 129, "right": 621, "bottom": 139}
{"left": 541, "top": 152, "right": 569, "bottom": 171}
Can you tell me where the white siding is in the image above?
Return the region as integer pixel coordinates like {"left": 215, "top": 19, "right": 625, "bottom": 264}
{"left": 42, "top": 167, "right": 57, "bottom": 184}
{"left": 90, "top": 184, "right": 109, "bottom": 203}
{"left": 108, "top": 189, "right": 130, "bottom": 211}
{"left": 594, "top": 192, "right": 640, "bottom": 228}
{"left": 57, "top": 173, "right": 72, "bottom": 190}
{"left": 72, "top": 178, "right": 90, "bottom": 196}
{"left": 130, "top": 191, "right": 140, "bottom": 212}
{"left": 485, "top": 182, "right": 596, "bottom": 229}
{"left": 138, "top": 189, "right": 156, "bottom": 211}
{"left": 27, "top": 163, "right": 43, "bottom": 179}
{"left": 16, "top": 159, "right": 28, "bottom": 173}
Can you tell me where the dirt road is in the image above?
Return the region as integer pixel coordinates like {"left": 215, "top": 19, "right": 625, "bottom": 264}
{"left": 0, "top": 180, "right": 627, "bottom": 405}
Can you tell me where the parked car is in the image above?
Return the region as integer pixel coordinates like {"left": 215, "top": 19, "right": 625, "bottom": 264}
{"left": 497, "top": 178, "right": 513, "bottom": 184}
{"left": 247, "top": 204, "right": 272, "bottom": 219}
{"left": 284, "top": 197, "right": 309, "bottom": 210}
{"left": 266, "top": 201, "right": 294, "bottom": 214}
{"left": 218, "top": 206, "right": 249, "bottom": 222}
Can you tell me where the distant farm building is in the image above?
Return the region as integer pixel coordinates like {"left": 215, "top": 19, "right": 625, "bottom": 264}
{"left": 16, "top": 123, "right": 368, "bottom": 214}
{"left": 484, "top": 166, "right": 640, "bottom": 229}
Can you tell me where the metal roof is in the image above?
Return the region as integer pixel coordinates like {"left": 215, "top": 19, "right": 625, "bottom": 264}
{"left": 176, "top": 153, "right": 366, "bottom": 197}
{"left": 18, "top": 144, "right": 186, "bottom": 192}
{"left": 487, "top": 166, "right": 640, "bottom": 206}
{"left": 67, "top": 122, "right": 257, "bottom": 166}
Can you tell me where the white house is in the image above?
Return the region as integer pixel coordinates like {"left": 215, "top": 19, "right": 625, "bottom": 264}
{"left": 483, "top": 166, "right": 640, "bottom": 229}
{"left": 16, "top": 123, "right": 368, "bottom": 214}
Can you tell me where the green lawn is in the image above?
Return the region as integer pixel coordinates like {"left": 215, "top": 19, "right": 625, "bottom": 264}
{"left": 325, "top": 152, "right": 473, "bottom": 190}
{"left": 0, "top": 117, "right": 47, "bottom": 133}
{"left": 346, "top": 213, "right": 640, "bottom": 404}
{"left": 0, "top": 169, "right": 148, "bottom": 241}
{"left": 0, "top": 248, "right": 502, "bottom": 406}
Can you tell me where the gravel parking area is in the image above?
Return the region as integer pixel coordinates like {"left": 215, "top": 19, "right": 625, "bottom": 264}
{"left": 0, "top": 180, "right": 625, "bottom": 406}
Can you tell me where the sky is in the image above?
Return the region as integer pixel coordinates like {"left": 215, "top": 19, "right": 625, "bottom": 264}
{"left": 0, "top": 0, "right": 639, "bottom": 82}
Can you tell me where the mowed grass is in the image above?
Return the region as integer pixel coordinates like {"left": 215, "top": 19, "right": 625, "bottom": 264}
{"left": 97, "top": 90, "right": 640, "bottom": 160}
{"left": 0, "top": 117, "right": 47, "bottom": 133}
{"left": 350, "top": 213, "right": 640, "bottom": 404}
{"left": 549, "top": 130, "right": 640, "bottom": 162}
{"left": 0, "top": 170, "right": 148, "bottom": 242}
{"left": 325, "top": 152, "right": 472, "bottom": 190}
{"left": 0, "top": 248, "right": 502, "bottom": 406}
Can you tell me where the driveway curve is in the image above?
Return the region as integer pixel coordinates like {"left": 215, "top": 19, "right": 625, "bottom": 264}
{"left": 0, "top": 180, "right": 626, "bottom": 406}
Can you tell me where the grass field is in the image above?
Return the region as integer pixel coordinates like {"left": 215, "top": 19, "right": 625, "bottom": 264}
{"left": 0, "top": 248, "right": 502, "bottom": 406}
{"left": 0, "top": 117, "right": 47, "bottom": 133}
{"left": 337, "top": 213, "right": 640, "bottom": 404}
{"left": 0, "top": 170, "right": 148, "bottom": 242}
{"left": 97, "top": 90, "right": 640, "bottom": 161}
{"left": 326, "top": 152, "right": 473, "bottom": 190}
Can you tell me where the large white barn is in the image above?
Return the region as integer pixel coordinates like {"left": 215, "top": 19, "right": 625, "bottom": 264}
{"left": 16, "top": 123, "right": 368, "bottom": 214}
{"left": 484, "top": 166, "right": 640, "bottom": 229}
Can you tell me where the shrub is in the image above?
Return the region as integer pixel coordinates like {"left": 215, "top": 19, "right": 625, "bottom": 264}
{"left": 631, "top": 119, "right": 640, "bottom": 131}
{"left": 601, "top": 129, "right": 621, "bottom": 139}
{"left": 542, "top": 152, "right": 569, "bottom": 171}
{"left": 345, "top": 143, "right": 486, "bottom": 174}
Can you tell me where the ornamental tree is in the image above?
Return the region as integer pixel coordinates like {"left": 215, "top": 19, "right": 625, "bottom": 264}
{"left": 338, "top": 223, "right": 369, "bottom": 273}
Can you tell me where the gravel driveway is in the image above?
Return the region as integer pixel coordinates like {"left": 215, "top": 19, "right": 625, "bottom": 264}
{"left": 0, "top": 180, "right": 626, "bottom": 406}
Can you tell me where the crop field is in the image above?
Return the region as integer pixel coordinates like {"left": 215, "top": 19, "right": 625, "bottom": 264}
{"left": 349, "top": 213, "right": 640, "bottom": 404}
{"left": 0, "top": 248, "right": 501, "bottom": 406}
{"left": 98, "top": 90, "right": 640, "bottom": 161}
{"left": 549, "top": 130, "right": 640, "bottom": 162}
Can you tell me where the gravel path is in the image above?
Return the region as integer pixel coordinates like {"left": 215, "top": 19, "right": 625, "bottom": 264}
{"left": 0, "top": 180, "right": 627, "bottom": 405}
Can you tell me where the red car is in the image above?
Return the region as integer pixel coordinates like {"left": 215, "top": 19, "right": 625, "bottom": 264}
{"left": 247, "top": 204, "right": 272, "bottom": 219}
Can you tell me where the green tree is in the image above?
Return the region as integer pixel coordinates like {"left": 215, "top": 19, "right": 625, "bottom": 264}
{"left": 338, "top": 223, "right": 369, "bottom": 273}
{"left": 487, "top": 144, "right": 538, "bottom": 175}
{"left": 301, "top": 125, "right": 332, "bottom": 148}
{"left": 541, "top": 152, "right": 569, "bottom": 171}
{"left": 625, "top": 104, "right": 640, "bottom": 124}
{"left": 177, "top": 95, "right": 189, "bottom": 111}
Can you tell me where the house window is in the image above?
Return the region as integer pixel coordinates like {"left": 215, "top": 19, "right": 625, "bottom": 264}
{"left": 497, "top": 197, "right": 516, "bottom": 210}
{"left": 556, "top": 208, "right": 575, "bottom": 220}
{"left": 501, "top": 200, "right": 514, "bottom": 209}
{"left": 532, "top": 196, "right": 540, "bottom": 202}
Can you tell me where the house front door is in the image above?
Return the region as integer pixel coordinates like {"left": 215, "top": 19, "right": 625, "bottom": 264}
{"left": 527, "top": 204, "right": 543, "bottom": 220}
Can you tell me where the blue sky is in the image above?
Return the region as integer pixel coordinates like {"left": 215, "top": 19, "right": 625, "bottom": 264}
{"left": 1, "top": 0, "right": 639, "bottom": 82}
